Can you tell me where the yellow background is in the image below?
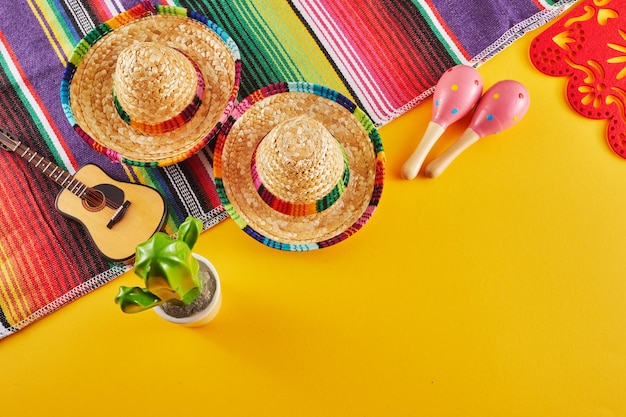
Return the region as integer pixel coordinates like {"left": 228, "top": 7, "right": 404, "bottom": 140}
{"left": 2, "top": 20, "right": 626, "bottom": 417}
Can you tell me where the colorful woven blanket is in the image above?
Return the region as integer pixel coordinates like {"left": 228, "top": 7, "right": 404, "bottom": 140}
{"left": 0, "top": 0, "right": 575, "bottom": 339}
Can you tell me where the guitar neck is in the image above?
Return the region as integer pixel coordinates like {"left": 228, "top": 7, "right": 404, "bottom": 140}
{"left": 13, "top": 142, "right": 89, "bottom": 199}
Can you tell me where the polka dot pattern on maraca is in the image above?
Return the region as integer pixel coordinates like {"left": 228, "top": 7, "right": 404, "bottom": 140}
{"left": 468, "top": 79, "right": 530, "bottom": 138}
{"left": 435, "top": 81, "right": 479, "bottom": 117}
{"left": 431, "top": 65, "right": 484, "bottom": 128}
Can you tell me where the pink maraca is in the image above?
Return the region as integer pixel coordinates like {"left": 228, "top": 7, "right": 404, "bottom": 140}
{"left": 401, "top": 65, "right": 483, "bottom": 179}
{"left": 424, "top": 80, "right": 530, "bottom": 178}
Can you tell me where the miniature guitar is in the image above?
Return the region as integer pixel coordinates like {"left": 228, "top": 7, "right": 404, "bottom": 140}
{"left": 0, "top": 128, "right": 167, "bottom": 262}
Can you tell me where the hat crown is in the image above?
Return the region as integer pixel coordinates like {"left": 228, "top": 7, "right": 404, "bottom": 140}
{"left": 113, "top": 42, "right": 199, "bottom": 126}
{"left": 253, "top": 116, "right": 349, "bottom": 209}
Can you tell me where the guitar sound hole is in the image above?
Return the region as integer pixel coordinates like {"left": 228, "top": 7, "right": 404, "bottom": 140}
{"left": 82, "top": 189, "right": 106, "bottom": 212}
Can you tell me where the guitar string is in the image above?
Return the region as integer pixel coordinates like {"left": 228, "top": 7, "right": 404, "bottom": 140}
{"left": 18, "top": 145, "right": 122, "bottom": 210}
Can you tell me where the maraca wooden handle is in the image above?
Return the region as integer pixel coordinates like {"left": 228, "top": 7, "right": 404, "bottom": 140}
{"left": 401, "top": 65, "right": 483, "bottom": 180}
{"left": 401, "top": 121, "right": 445, "bottom": 180}
{"left": 424, "top": 128, "right": 480, "bottom": 178}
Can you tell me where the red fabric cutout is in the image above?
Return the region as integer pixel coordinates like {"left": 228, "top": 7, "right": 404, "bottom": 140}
{"left": 530, "top": 0, "right": 626, "bottom": 159}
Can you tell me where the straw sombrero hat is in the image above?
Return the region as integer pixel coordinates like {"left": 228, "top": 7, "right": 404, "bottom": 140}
{"left": 214, "top": 82, "right": 386, "bottom": 251}
{"left": 61, "top": 1, "right": 241, "bottom": 167}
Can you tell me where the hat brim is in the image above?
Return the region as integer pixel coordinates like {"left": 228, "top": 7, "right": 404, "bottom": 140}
{"left": 214, "top": 82, "right": 385, "bottom": 251}
{"left": 61, "top": 2, "right": 241, "bottom": 167}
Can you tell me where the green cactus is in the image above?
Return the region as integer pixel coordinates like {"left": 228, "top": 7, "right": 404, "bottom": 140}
{"left": 115, "top": 216, "right": 204, "bottom": 313}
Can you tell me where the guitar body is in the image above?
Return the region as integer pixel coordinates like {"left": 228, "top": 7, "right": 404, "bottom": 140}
{"left": 55, "top": 164, "right": 167, "bottom": 262}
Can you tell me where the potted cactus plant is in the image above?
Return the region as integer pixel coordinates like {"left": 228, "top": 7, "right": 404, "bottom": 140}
{"left": 114, "top": 216, "right": 222, "bottom": 326}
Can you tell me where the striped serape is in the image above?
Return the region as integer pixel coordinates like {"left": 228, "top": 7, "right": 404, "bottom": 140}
{"left": 0, "top": 0, "right": 575, "bottom": 339}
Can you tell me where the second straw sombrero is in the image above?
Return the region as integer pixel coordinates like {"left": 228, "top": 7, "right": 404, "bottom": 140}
{"left": 214, "top": 82, "right": 385, "bottom": 251}
{"left": 61, "top": 1, "right": 241, "bottom": 167}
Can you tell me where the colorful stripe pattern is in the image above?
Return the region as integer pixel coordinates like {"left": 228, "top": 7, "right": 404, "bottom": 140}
{"left": 0, "top": 0, "right": 227, "bottom": 340}
{"left": 0, "top": 0, "right": 574, "bottom": 338}
{"left": 187, "top": 0, "right": 576, "bottom": 125}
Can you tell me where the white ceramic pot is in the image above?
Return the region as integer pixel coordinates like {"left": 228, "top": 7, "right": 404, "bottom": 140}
{"left": 153, "top": 253, "right": 222, "bottom": 327}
